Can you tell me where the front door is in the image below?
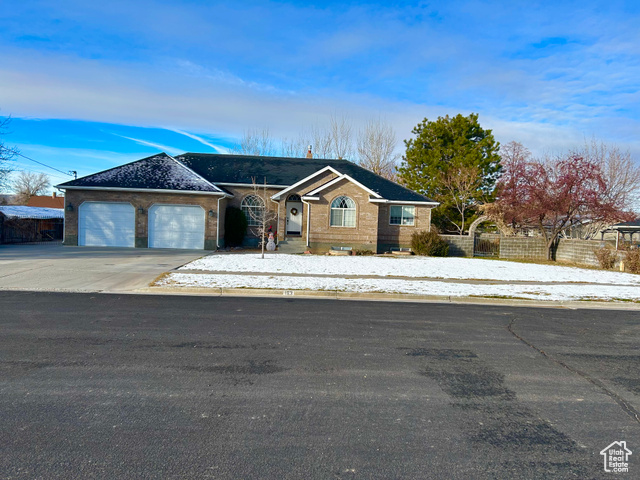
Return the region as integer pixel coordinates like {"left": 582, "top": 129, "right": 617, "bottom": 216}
{"left": 286, "top": 199, "right": 303, "bottom": 235}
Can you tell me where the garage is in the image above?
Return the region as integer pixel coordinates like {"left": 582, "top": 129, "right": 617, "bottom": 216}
{"left": 148, "top": 204, "right": 205, "bottom": 249}
{"left": 78, "top": 202, "right": 135, "bottom": 247}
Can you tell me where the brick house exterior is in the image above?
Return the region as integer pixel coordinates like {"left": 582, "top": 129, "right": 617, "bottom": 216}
{"left": 57, "top": 152, "right": 437, "bottom": 253}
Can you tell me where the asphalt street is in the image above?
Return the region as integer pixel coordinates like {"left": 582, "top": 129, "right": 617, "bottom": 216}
{"left": 0, "top": 292, "right": 638, "bottom": 479}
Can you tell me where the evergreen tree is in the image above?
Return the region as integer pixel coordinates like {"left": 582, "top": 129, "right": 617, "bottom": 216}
{"left": 398, "top": 113, "right": 501, "bottom": 233}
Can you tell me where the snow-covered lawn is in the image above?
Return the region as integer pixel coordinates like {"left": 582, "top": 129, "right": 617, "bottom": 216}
{"left": 153, "top": 253, "right": 640, "bottom": 302}
{"left": 180, "top": 253, "right": 640, "bottom": 285}
{"left": 158, "top": 272, "right": 640, "bottom": 302}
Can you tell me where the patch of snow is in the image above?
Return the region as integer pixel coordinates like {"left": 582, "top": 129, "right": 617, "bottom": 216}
{"left": 158, "top": 273, "right": 640, "bottom": 302}
{"left": 0, "top": 206, "right": 64, "bottom": 219}
{"left": 180, "top": 254, "right": 640, "bottom": 286}
{"left": 89, "top": 155, "right": 219, "bottom": 192}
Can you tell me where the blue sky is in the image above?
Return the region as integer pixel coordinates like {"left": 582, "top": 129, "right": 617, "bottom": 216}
{"left": 1, "top": 0, "right": 639, "bottom": 187}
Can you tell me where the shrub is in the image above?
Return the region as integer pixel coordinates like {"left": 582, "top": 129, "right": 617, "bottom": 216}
{"left": 624, "top": 248, "right": 640, "bottom": 274}
{"left": 411, "top": 228, "right": 449, "bottom": 257}
{"left": 594, "top": 247, "right": 616, "bottom": 270}
{"left": 224, "top": 206, "right": 248, "bottom": 247}
{"left": 354, "top": 249, "right": 375, "bottom": 256}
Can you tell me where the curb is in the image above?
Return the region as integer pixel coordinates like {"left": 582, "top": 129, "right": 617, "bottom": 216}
{"left": 136, "top": 286, "right": 640, "bottom": 310}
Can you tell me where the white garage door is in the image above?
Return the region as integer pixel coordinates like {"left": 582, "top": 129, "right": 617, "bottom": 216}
{"left": 149, "top": 204, "right": 205, "bottom": 249}
{"left": 78, "top": 202, "right": 135, "bottom": 247}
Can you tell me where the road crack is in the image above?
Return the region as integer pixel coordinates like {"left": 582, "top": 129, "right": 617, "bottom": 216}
{"left": 507, "top": 317, "right": 640, "bottom": 425}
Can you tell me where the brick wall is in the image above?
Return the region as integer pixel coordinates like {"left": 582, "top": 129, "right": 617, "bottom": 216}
{"left": 224, "top": 186, "right": 282, "bottom": 245}
{"left": 224, "top": 173, "right": 339, "bottom": 245}
{"left": 64, "top": 189, "right": 223, "bottom": 249}
{"left": 307, "top": 178, "right": 379, "bottom": 252}
{"left": 377, "top": 204, "right": 432, "bottom": 252}
{"left": 279, "top": 171, "right": 339, "bottom": 241}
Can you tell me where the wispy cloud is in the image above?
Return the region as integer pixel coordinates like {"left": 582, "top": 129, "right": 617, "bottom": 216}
{"left": 112, "top": 134, "right": 183, "bottom": 156}
{"left": 165, "top": 128, "right": 228, "bottom": 153}
{"left": 0, "top": 0, "right": 639, "bottom": 164}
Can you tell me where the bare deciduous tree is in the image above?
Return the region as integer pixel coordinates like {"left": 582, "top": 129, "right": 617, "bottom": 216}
{"left": 329, "top": 114, "right": 353, "bottom": 160}
{"left": 568, "top": 140, "right": 640, "bottom": 238}
{"left": 310, "top": 124, "right": 333, "bottom": 159}
{"left": 13, "top": 171, "right": 50, "bottom": 204}
{"left": 280, "top": 134, "right": 308, "bottom": 158}
{"left": 356, "top": 119, "right": 399, "bottom": 180}
{"left": 486, "top": 152, "right": 634, "bottom": 260}
{"left": 500, "top": 140, "right": 532, "bottom": 165}
{"left": 232, "top": 128, "right": 277, "bottom": 156}
{"left": 245, "top": 177, "right": 279, "bottom": 259}
{"left": 439, "top": 164, "right": 483, "bottom": 235}
{"left": 1, "top": 115, "right": 19, "bottom": 192}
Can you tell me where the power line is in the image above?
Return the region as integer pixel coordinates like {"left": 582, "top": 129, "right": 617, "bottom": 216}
{"left": 11, "top": 165, "right": 70, "bottom": 181}
{"left": 14, "top": 152, "right": 74, "bottom": 177}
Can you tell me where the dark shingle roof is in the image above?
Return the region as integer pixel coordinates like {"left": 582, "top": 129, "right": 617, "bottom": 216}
{"left": 57, "top": 153, "right": 223, "bottom": 193}
{"left": 57, "top": 152, "right": 435, "bottom": 203}
{"left": 177, "top": 153, "right": 434, "bottom": 203}
{"left": 612, "top": 219, "right": 640, "bottom": 228}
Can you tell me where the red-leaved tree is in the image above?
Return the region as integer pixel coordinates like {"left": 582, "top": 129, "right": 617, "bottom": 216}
{"left": 486, "top": 150, "right": 635, "bottom": 260}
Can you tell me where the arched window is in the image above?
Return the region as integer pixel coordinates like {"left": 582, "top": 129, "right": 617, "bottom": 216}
{"left": 330, "top": 196, "right": 356, "bottom": 227}
{"left": 287, "top": 194, "right": 301, "bottom": 202}
{"left": 241, "top": 195, "right": 264, "bottom": 226}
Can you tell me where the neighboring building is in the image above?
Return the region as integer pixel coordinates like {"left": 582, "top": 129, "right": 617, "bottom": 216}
{"left": 56, "top": 152, "right": 438, "bottom": 252}
{"left": 27, "top": 192, "right": 65, "bottom": 209}
{"left": 610, "top": 218, "right": 640, "bottom": 247}
{"left": 0, "top": 206, "right": 64, "bottom": 244}
{"left": 0, "top": 194, "right": 18, "bottom": 206}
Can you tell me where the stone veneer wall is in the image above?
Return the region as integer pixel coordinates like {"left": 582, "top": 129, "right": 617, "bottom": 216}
{"left": 498, "top": 237, "right": 548, "bottom": 260}
{"left": 438, "top": 234, "right": 610, "bottom": 267}
{"left": 499, "top": 236, "right": 611, "bottom": 266}
{"left": 555, "top": 239, "right": 611, "bottom": 267}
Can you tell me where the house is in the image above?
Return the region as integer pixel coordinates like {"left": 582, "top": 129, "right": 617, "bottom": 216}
{"left": 56, "top": 152, "right": 437, "bottom": 253}
{"left": 27, "top": 192, "right": 65, "bottom": 209}
{"left": 0, "top": 194, "right": 17, "bottom": 206}
{"left": 0, "top": 206, "right": 65, "bottom": 244}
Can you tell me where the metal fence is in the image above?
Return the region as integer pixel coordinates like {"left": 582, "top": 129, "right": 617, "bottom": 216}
{"left": 473, "top": 235, "right": 500, "bottom": 257}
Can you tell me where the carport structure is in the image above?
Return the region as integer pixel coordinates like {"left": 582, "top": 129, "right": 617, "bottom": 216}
{"left": 0, "top": 206, "right": 64, "bottom": 244}
{"left": 610, "top": 218, "right": 640, "bottom": 249}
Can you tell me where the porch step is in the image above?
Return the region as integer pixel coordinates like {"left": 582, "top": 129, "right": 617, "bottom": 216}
{"left": 278, "top": 238, "right": 307, "bottom": 254}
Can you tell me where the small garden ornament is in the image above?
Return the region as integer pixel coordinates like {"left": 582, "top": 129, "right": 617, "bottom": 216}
{"left": 266, "top": 231, "right": 276, "bottom": 251}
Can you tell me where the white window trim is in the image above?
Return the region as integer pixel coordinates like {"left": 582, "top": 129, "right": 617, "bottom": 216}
{"left": 389, "top": 205, "right": 416, "bottom": 226}
{"left": 241, "top": 194, "right": 266, "bottom": 227}
{"left": 306, "top": 174, "right": 382, "bottom": 199}
{"left": 370, "top": 198, "right": 439, "bottom": 206}
{"left": 58, "top": 186, "right": 229, "bottom": 196}
{"left": 330, "top": 196, "right": 357, "bottom": 228}
{"left": 271, "top": 166, "right": 343, "bottom": 200}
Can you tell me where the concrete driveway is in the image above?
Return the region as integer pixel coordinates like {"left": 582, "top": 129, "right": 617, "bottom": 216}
{"left": 0, "top": 243, "right": 207, "bottom": 293}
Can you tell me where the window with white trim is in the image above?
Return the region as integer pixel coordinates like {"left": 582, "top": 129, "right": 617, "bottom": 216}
{"left": 390, "top": 205, "right": 415, "bottom": 226}
{"left": 330, "top": 196, "right": 356, "bottom": 227}
{"left": 241, "top": 195, "right": 265, "bottom": 226}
